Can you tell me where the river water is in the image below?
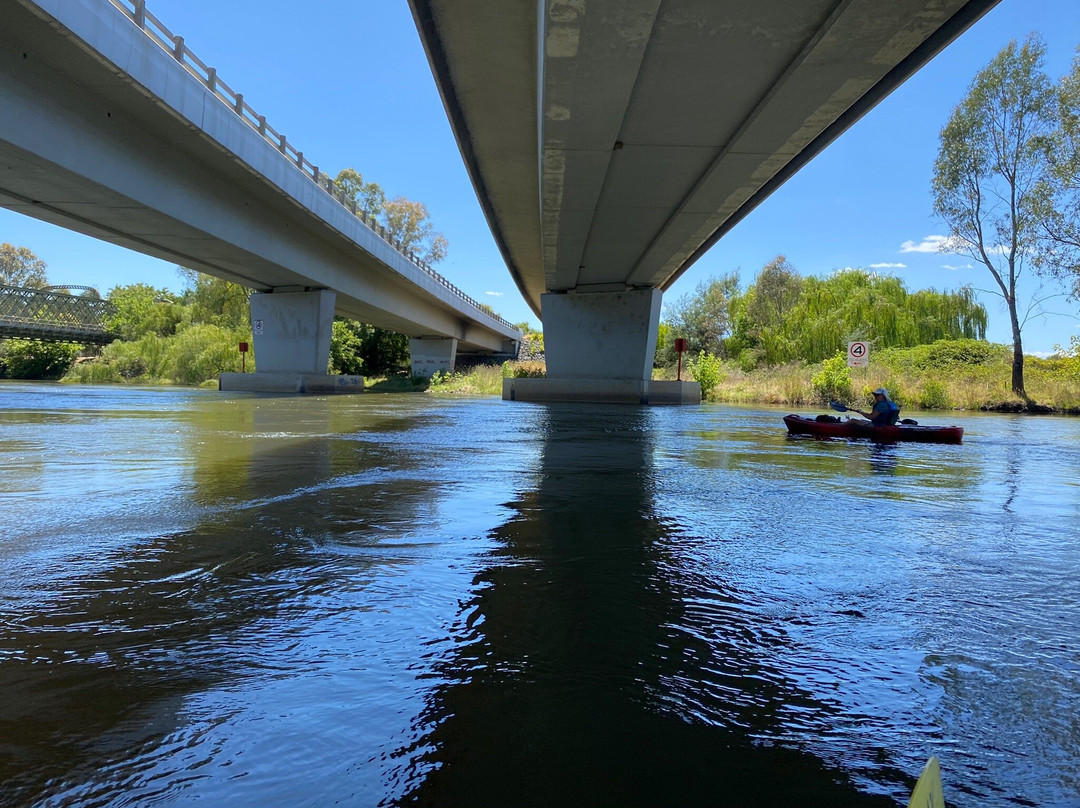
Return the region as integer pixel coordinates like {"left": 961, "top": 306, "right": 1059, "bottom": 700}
{"left": 0, "top": 382, "right": 1077, "bottom": 807}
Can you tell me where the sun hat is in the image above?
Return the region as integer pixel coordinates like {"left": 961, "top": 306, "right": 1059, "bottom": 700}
{"left": 872, "top": 388, "right": 888, "bottom": 396}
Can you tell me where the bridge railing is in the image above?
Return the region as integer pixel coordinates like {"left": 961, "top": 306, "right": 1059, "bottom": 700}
{"left": 0, "top": 285, "right": 116, "bottom": 344}
{"left": 106, "top": 0, "right": 519, "bottom": 335}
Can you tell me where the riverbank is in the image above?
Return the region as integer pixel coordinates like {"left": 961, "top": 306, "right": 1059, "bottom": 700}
{"left": 427, "top": 349, "right": 1080, "bottom": 414}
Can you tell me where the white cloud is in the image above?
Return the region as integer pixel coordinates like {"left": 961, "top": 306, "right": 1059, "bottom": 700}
{"left": 868, "top": 262, "right": 906, "bottom": 269}
{"left": 484, "top": 290, "right": 504, "bottom": 297}
{"left": 942, "top": 263, "right": 973, "bottom": 271}
{"left": 900, "top": 235, "right": 950, "bottom": 253}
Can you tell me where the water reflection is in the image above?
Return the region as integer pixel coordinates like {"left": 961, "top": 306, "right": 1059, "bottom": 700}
{"left": 0, "top": 391, "right": 452, "bottom": 805}
{"left": 1, "top": 388, "right": 1078, "bottom": 807}
{"left": 393, "top": 404, "right": 892, "bottom": 807}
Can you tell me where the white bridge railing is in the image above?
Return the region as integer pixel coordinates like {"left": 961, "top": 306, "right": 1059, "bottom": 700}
{"left": 106, "top": 0, "right": 518, "bottom": 334}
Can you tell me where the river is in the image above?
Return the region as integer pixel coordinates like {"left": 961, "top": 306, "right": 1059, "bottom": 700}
{"left": 0, "top": 381, "right": 1077, "bottom": 807}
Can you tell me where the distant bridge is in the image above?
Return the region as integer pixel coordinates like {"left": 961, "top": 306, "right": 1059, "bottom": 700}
{"left": 0, "top": 284, "right": 115, "bottom": 344}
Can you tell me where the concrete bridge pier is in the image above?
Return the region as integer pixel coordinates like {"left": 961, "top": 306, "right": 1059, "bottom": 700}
{"left": 502, "top": 289, "right": 699, "bottom": 405}
{"left": 410, "top": 337, "right": 458, "bottom": 378}
{"left": 219, "top": 289, "right": 364, "bottom": 394}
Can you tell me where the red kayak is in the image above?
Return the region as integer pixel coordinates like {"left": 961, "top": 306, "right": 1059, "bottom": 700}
{"left": 784, "top": 414, "right": 964, "bottom": 444}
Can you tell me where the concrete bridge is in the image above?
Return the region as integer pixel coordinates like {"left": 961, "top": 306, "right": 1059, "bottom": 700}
{"left": 0, "top": 0, "right": 521, "bottom": 392}
{"left": 408, "top": 0, "right": 1001, "bottom": 403}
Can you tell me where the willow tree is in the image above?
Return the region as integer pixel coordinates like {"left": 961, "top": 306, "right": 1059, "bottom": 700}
{"left": 730, "top": 268, "right": 985, "bottom": 365}
{"left": 932, "top": 35, "right": 1057, "bottom": 397}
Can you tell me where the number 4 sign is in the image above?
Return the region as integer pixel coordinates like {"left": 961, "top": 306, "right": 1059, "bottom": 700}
{"left": 847, "top": 341, "right": 869, "bottom": 368}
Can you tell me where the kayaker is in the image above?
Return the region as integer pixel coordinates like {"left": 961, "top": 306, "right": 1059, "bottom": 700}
{"left": 853, "top": 388, "right": 900, "bottom": 426}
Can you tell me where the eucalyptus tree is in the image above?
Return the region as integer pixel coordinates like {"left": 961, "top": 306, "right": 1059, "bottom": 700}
{"left": 661, "top": 273, "right": 740, "bottom": 361}
{"left": 1034, "top": 47, "right": 1080, "bottom": 297}
{"left": 333, "top": 168, "right": 449, "bottom": 265}
{"left": 0, "top": 243, "right": 47, "bottom": 288}
{"left": 931, "top": 34, "right": 1057, "bottom": 397}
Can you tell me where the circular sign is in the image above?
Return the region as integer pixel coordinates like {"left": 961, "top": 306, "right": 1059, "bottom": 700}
{"left": 847, "top": 341, "right": 869, "bottom": 367}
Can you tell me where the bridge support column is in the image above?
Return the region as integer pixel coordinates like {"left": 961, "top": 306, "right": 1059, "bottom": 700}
{"left": 502, "top": 288, "right": 699, "bottom": 405}
{"left": 220, "top": 289, "right": 364, "bottom": 394}
{"left": 410, "top": 337, "right": 458, "bottom": 378}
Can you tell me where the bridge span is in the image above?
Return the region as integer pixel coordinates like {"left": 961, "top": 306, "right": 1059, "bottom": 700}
{"left": 409, "top": 0, "right": 1001, "bottom": 403}
{"left": 0, "top": 0, "right": 520, "bottom": 391}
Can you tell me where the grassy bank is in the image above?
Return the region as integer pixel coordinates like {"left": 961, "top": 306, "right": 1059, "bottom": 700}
{"left": 432, "top": 343, "right": 1080, "bottom": 413}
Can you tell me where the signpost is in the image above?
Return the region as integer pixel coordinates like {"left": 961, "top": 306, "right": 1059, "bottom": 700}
{"left": 675, "top": 338, "right": 688, "bottom": 380}
{"left": 238, "top": 341, "right": 248, "bottom": 372}
{"left": 847, "top": 340, "right": 869, "bottom": 368}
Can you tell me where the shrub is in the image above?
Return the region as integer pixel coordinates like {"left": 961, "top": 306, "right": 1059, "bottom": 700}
{"left": 501, "top": 360, "right": 546, "bottom": 378}
{"left": 167, "top": 324, "right": 245, "bottom": 384}
{"left": 0, "top": 339, "right": 81, "bottom": 379}
{"left": 329, "top": 319, "right": 365, "bottom": 375}
{"left": 810, "top": 352, "right": 852, "bottom": 403}
{"left": 689, "top": 351, "right": 725, "bottom": 398}
{"left": 918, "top": 379, "right": 950, "bottom": 409}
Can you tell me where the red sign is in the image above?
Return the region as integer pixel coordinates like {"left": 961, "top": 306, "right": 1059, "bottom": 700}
{"left": 238, "top": 342, "right": 249, "bottom": 353}
{"left": 674, "top": 338, "right": 687, "bottom": 353}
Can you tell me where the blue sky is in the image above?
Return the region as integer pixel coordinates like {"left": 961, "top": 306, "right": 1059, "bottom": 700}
{"left": 3, "top": 0, "right": 1079, "bottom": 354}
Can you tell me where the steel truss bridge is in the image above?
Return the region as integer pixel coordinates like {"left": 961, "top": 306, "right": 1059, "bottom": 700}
{"left": 0, "top": 285, "right": 115, "bottom": 344}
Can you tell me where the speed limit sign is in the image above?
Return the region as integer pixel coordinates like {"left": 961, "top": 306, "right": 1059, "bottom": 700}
{"left": 847, "top": 341, "right": 869, "bottom": 368}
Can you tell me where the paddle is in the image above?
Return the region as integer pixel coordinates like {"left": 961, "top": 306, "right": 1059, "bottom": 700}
{"left": 828, "top": 400, "right": 849, "bottom": 413}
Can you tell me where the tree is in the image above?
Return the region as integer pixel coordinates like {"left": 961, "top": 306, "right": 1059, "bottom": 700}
{"left": 1034, "top": 47, "right": 1080, "bottom": 296}
{"left": 177, "top": 268, "right": 250, "bottom": 329}
{"left": 932, "top": 34, "right": 1057, "bottom": 397}
{"left": 333, "top": 168, "right": 386, "bottom": 219}
{"left": 105, "top": 284, "right": 185, "bottom": 341}
{"left": 743, "top": 269, "right": 986, "bottom": 365}
{"left": 661, "top": 273, "right": 740, "bottom": 362}
{"left": 328, "top": 317, "right": 409, "bottom": 376}
{"left": 332, "top": 168, "right": 449, "bottom": 265}
{"left": 0, "top": 243, "right": 48, "bottom": 288}
{"left": 382, "top": 197, "right": 449, "bottom": 264}
{"left": 746, "top": 255, "right": 803, "bottom": 329}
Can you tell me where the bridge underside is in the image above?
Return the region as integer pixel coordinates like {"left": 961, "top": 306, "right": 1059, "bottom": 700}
{"left": 1, "top": 0, "right": 519, "bottom": 388}
{"left": 410, "top": 0, "right": 999, "bottom": 402}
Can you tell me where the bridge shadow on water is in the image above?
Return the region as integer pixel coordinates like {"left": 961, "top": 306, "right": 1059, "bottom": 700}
{"left": 389, "top": 404, "right": 894, "bottom": 808}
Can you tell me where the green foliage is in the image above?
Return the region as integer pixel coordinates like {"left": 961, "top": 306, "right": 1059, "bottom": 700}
{"left": 333, "top": 168, "right": 386, "bottom": 219}
{"left": 426, "top": 364, "right": 505, "bottom": 396}
{"left": 876, "top": 338, "right": 1010, "bottom": 372}
{"left": 363, "top": 326, "right": 409, "bottom": 376}
{"left": 500, "top": 360, "right": 546, "bottom": 378}
{"left": 0, "top": 339, "right": 80, "bottom": 379}
{"left": 0, "top": 243, "right": 48, "bottom": 288}
{"left": 328, "top": 317, "right": 408, "bottom": 376}
{"left": 105, "top": 284, "right": 185, "bottom": 340}
{"left": 179, "top": 270, "right": 250, "bottom": 330}
{"left": 329, "top": 319, "right": 365, "bottom": 375}
{"left": 688, "top": 350, "right": 725, "bottom": 398}
{"left": 933, "top": 34, "right": 1058, "bottom": 396}
{"left": 333, "top": 168, "right": 449, "bottom": 264}
{"left": 167, "top": 325, "right": 244, "bottom": 384}
{"left": 661, "top": 273, "right": 740, "bottom": 364}
{"left": 743, "top": 270, "right": 987, "bottom": 365}
{"left": 811, "top": 352, "right": 853, "bottom": 403}
{"left": 1035, "top": 48, "right": 1080, "bottom": 297}
{"left": 655, "top": 321, "right": 671, "bottom": 366}
{"left": 918, "top": 379, "right": 951, "bottom": 409}
{"left": 382, "top": 197, "right": 449, "bottom": 264}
